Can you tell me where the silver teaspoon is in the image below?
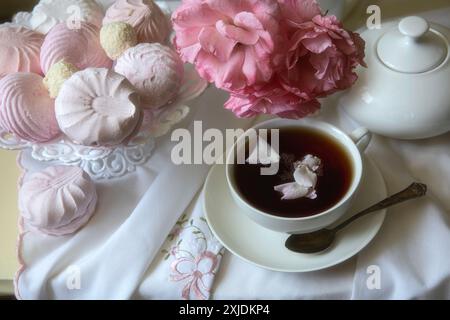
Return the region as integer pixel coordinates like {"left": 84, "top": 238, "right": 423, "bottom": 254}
{"left": 285, "top": 182, "right": 427, "bottom": 254}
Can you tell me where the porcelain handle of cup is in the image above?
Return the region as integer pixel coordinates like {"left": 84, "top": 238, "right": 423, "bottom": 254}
{"left": 349, "top": 127, "right": 372, "bottom": 152}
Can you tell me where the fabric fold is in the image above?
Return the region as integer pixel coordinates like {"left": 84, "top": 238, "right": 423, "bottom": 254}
{"left": 16, "top": 87, "right": 253, "bottom": 299}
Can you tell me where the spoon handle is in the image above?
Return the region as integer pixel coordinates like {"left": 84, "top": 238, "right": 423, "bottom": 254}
{"left": 333, "top": 182, "right": 427, "bottom": 232}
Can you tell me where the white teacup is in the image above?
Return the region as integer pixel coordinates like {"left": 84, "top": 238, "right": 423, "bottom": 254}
{"left": 226, "top": 119, "right": 372, "bottom": 234}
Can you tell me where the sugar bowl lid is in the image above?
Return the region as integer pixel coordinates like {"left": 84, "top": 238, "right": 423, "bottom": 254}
{"left": 377, "top": 16, "right": 448, "bottom": 73}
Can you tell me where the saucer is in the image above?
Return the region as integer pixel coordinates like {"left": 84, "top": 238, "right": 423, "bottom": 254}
{"left": 203, "top": 156, "right": 386, "bottom": 273}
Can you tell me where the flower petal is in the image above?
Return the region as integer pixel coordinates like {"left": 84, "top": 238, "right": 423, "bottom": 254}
{"left": 274, "top": 182, "right": 309, "bottom": 200}
{"left": 172, "top": 2, "right": 226, "bottom": 28}
{"left": 206, "top": 0, "right": 252, "bottom": 17}
{"left": 178, "top": 43, "right": 202, "bottom": 63}
{"left": 198, "top": 27, "right": 237, "bottom": 62}
{"left": 234, "top": 12, "right": 263, "bottom": 30}
{"left": 216, "top": 20, "right": 259, "bottom": 45}
{"left": 215, "top": 49, "right": 246, "bottom": 90}
{"left": 242, "top": 47, "right": 261, "bottom": 85}
{"left": 173, "top": 26, "right": 203, "bottom": 47}
{"left": 293, "top": 166, "right": 317, "bottom": 188}
{"left": 301, "top": 33, "right": 333, "bottom": 54}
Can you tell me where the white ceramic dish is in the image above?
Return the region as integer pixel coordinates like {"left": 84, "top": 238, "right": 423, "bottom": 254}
{"left": 225, "top": 119, "right": 372, "bottom": 234}
{"left": 203, "top": 155, "right": 386, "bottom": 273}
{"left": 340, "top": 16, "right": 450, "bottom": 139}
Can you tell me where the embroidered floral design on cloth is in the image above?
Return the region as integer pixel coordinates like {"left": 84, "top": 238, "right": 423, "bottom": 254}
{"left": 161, "top": 214, "right": 224, "bottom": 300}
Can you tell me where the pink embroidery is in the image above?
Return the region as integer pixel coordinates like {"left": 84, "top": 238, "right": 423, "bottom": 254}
{"left": 163, "top": 216, "right": 224, "bottom": 300}
{"left": 169, "top": 245, "right": 180, "bottom": 256}
{"left": 170, "top": 251, "right": 218, "bottom": 300}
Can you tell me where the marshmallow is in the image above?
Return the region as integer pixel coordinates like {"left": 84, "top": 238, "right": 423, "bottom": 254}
{"left": 0, "top": 25, "right": 44, "bottom": 77}
{"left": 56, "top": 68, "right": 142, "bottom": 146}
{"left": 0, "top": 73, "right": 60, "bottom": 143}
{"left": 40, "top": 22, "right": 112, "bottom": 75}
{"left": 19, "top": 166, "right": 97, "bottom": 236}
{"left": 103, "top": 0, "right": 171, "bottom": 44}
{"left": 115, "top": 43, "right": 184, "bottom": 108}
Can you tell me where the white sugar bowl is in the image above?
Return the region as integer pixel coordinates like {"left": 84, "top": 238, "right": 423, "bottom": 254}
{"left": 339, "top": 16, "right": 450, "bottom": 139}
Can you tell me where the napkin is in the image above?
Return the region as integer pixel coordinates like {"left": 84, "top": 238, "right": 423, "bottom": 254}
{"left": 16, "top": 87, "right": 253, "bottom": 299}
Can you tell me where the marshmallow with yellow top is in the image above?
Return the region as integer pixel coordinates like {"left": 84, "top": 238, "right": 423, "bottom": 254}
{"left": 43, "top": 60, "right": 78, "bottom": 98}
{"left": 100, "top": 22, "right": 138, "bottom": 60}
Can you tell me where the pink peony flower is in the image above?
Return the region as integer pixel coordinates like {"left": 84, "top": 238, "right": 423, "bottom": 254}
{"left": 172, "top": 0, "right": 366, "bottom": 119}
{"left": 225, "top": 79, "right": 320, "bottom": 119}
{"left": 226, "top": 6, "right": 366, "bottom": 119}
{"left": 280, "top": 14, "right": 366, "bottom": 99}
{"left": 172, "top": 0, "right": 281, "bottom": 91}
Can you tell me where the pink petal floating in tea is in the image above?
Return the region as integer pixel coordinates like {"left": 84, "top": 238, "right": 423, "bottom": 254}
{"left": 274, "top": 182, "right": 310, "bottom": 200}
{"left": 274, "top": 154, "right": 321, "bottom": 200}
{"left": 293, "top": 166, "right": 317, "bottom": 188}
{"left": 298, "top": 154, "right": 322, "bottom": 172}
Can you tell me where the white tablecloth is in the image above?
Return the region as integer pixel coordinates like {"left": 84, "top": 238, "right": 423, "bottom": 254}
{"left": 210, "top": 3, "right": 450, "bottom": 300}
{"left": 16, "top": 0, "right": 450, "bottom": 300}
{"left": 211, "top": 106, "right": 450, "bottom": 300}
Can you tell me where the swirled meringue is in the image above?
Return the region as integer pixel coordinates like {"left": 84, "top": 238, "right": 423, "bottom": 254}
{"left": 40, "top": 22, "right": 112, "bottom": 75}
{"left": 19, "top": 165, "right": 97, "bottom": 236}
{"left": 103, "top": 0, "right": 171, "bottom": 44}
{"left": 55, "top": 68, "right": 142, "bottom": 146}
{"left": 115, "top": 43, "right": 184, "bottom": 108}
{"left": 11, "top": 12, "right": 34, "bottom": 30}
{"left": 0, "top": 73, "right": 60, "bottom": 143}
{"left": 0, "top": 25, "right": 44, "bottom": 78}
{"left": 29, "top": 0, "right": 104, "bottom": 34}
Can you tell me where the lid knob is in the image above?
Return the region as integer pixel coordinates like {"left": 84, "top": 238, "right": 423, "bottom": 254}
{"left": 399, "top": 16, "right": 429, "bottom": 39}
{"left": 377, "top": 16, "right": 447, "bottom": 73}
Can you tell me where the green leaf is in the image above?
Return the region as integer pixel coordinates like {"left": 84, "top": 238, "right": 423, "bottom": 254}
{"left": 164, "top": 254, "right": 170, "bottom": 260}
